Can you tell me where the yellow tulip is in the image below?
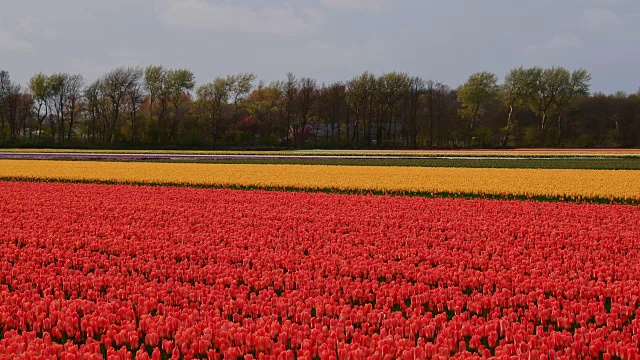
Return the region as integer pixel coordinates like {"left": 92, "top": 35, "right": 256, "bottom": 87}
{"left": 1, "top": 160, "right": 639, "bottom": 200}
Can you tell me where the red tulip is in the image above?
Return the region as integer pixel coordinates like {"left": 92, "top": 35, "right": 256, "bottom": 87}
{"left": 1, "top": 181, "right": 640, "bottom": 357}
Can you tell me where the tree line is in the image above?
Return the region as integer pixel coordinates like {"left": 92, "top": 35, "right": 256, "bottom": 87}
{"left": 0, "top": 66, "right": 639, "bottom": 149}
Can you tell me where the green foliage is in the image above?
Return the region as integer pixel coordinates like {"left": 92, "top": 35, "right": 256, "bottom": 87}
{"left": 522, "top": 127, "right": 540, "bottom": 146}
{"left": 166, "top": 69, "right": 195, "bottom": 104}
{"left": 346, "top": 72, "right": 377, "bottom": 110}
{"left": 457, "top": 72, "right": 499, "bottom": 130}
{"left": 0, "top": 64, "right": 630, "bottom": 149}
{"left": 226, "top": 73, "right": 257, "bottom": 104}
{"left": 28, "top": 73, "right": 51, "bottom": 100}
{"left": 196, "top": 78, "right": 230, "bottom": 114}
{"left": 527, "top": 66, "right": 591, "bottom": 131}
{"left": 144, "top": 65, "right": 166, "bottom": 101}
{"left": 246, "top": 81, "right": 284, "bottom": 128}
{"left": 501, "top": 67, "right": 538, "bottom": 109}
{"left": 379, "top": 72, "right": 411, "bottom": 104}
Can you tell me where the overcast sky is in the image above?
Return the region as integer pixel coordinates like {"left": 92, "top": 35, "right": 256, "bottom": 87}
{"left": 1, "top": 0, "right": 638, "bottom": 94}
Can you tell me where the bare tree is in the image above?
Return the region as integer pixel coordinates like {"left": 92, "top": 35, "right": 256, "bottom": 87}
{"left": 346, "top": 72, "right": 377, "bottom": 147}
{"left": 378, "top": 72, "right": 410, "bottom": 146}
{"left": 18, "top": 93, "right": 34, "bottom": 140}
{"left": 165, "top": 69, "right": 195, "bottom": 143}
{"left": 318, "top": 82, "right": 346, "bottom": 145}
{"left": 0, "top": 70, "right": 11, "bottom": 143}
{"left": 3, "top": 83, "right": 26, "bottom": 142}
{"left": 196, "top": 77, "right": 230, "bottom": 146}
{"left": 66, "top": 74, "right": 85, "bottom": 141}
{"left": 295, "top": 77, "right": 317, "bottom": 147}
{"left": 406, "top": 76, "right": 425, "bottom": 147}
{"left": 48, "top": 73, "right": 70, "bottom": 142}
{"left": 126, "top": 81, "right": 145, "bottom": 144}
{"left": 283, "top": 73, "right": 298, "bottom": 144}
{"left": 144, "top": 65, "right": 167, "bottom": 143}
{"left": 101, "top": 67, "right": 143, "bottom": 144}
{"left": 227, "top": 73, "right": 257, "bottom": 124}
{"left": 0, "top": 73, "right": 33, "bottom": 143}
{"left": 84, "top": 80, "right": 105, "bottom": 143}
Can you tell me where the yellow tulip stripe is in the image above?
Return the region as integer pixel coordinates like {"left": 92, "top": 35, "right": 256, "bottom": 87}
{"left": 1, "top": 160, "right": 639, "bottom": 201}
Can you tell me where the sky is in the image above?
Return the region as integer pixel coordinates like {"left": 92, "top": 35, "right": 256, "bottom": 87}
{"left": 1, "top": 0, "right": 638, "bottom": 94}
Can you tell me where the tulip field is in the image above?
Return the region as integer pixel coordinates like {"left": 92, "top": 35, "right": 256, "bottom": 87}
{"left": 2, "top": 179, "right": 640, "bottom": 359}
{"left": 2, "top": 160, "right": 640, "bottom": 201}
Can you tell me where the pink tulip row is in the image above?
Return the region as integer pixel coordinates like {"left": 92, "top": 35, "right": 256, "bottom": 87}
{"left": 0, "top": 182, "right": 640, "bottom": 359}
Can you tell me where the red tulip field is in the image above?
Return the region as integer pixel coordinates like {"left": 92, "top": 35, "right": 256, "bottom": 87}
{"left": 2, "top": 181, "right": 640, "bottom": 359}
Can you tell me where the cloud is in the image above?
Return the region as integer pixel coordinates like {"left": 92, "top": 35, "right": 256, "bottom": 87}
{"left": 321, "top": 0, "right": 386, "bottom": 11}
{"left": 155, "top": 0, "right": 324, "bottom": 36}
{"left": 582, "top": 7, "right": 619, "bottom": 28}
{"left": 527, "top": 33, "right": 584, "bottom": 54}
{"left": 0, "top": 30, "right": 34, "bottom": 53}
{"left": 547, "top": 34, "right": 585, "bottom": 49}
{"left": 17, "top": 17, "right": 58, "bottom": 39}
{"left": 108, "top": 49, "right": 146, "bottom": 60}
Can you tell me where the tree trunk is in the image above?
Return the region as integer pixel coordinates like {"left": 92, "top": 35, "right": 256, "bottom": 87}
{"left": 351, "top": 110, "right": 359, "bottom": 148}
{"left": 343, "top": 108, "right": 349, "bottom": 148}
{"left": 57, "top": 111, "right": 64, "bottom": 143}
{"left": 502, "top": 105, "right": 514, "bottom": 147}
{"left": 556, "top": 114, "right": 563, "bottom": 147}
{"left": 68, "top": 104, "right": 76, "bottom": 141}
{"left": 539, "top": 112, "right": 549, "bottom": 147}
{"left": 470, "top": 105, "right": 480, "bottom": 132}
{"left": 1, "top": 118, "right": 5, "bottom": 144}
{"left": 169, "top": 104, "right": 181, "bottom": 143}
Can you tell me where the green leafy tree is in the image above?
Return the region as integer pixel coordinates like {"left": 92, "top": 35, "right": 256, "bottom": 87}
{"left": 28, "top": 73, "right": 54, "bottom": 139}
{"left": 499, "top": 67, "right": 538, "bottom": 147}
{"left": 554, "top": 69, "right": 591, "bottom": 141}
{"left": 529, "top": 66, "right": 567, "bottom": 133}
{"left": 457, "top": 72, "right": 498, "bottom": 134}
